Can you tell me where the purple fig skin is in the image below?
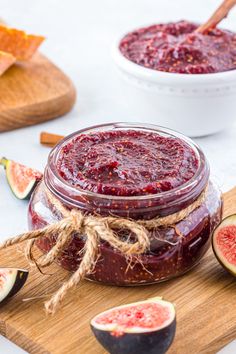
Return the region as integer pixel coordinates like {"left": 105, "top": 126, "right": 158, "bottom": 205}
{"left": 0, "top": 157, "right": 43, "bottom": 200}
{"left": 212, "top": 214, "right": 236, "bottom": 277}
{"left": 91, "top": 318, "right": 176, "bottom": 354}
{"left": 0, "top": 268, "right": 28, "bottom": 304}
{"left": 91, "top": 299, "right": 176, "bottom": 354}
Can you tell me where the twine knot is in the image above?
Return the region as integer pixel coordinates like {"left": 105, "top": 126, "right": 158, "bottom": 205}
{"left": 70, "top": 210, "right": 84, "bottom": 231}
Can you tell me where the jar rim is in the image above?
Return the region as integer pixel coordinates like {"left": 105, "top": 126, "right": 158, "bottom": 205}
{"left": 45, "top": 122, "right": 209, "bottom": 206}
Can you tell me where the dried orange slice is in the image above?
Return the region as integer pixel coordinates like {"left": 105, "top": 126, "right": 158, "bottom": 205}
{"left": 0, "top": 50, "right": 15, "bottom": 75}
{"left": 0, "top": 25, "right": 45, "bottom": 60}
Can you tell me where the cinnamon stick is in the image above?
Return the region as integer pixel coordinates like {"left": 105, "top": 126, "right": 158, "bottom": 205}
{"left": 196, "top": 0, "right": 236, "bottom": 33}
{"left": 40, "top": 132, "right": 64, "bottom": 147}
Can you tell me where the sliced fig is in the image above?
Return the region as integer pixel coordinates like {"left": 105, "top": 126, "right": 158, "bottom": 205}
{"left": 91, "top": 297, "right": 176, "bottom": 354}
{"left": 212, "top": 214, "right": 236, "bottom": 276}
{"left": 0, "top": 157, "right": 43, "bottom": 200}
{"left": 0, "top": 268, "right": 28, "bottom": 303}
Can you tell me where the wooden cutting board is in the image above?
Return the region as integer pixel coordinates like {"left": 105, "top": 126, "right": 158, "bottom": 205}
{"left": 0, "top": 53, "right": 76, "bottom": 132}
{"left": 0, "top": 188, "right": 236, "bottom": 354}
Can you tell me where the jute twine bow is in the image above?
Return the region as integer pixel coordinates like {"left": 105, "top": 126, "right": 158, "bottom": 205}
{"left": 0, "top": 186, "right": 207, "bottom": 315}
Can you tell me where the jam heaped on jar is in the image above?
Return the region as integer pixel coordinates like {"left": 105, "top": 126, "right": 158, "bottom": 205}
{"left": 57, "top": 130, "right": 199, "bottom": 196}
{"left": 28, "top": 123, "right": 223, "bottom": 285}
{"left": 119, "top": 20, "right": 236, "bottom": 74}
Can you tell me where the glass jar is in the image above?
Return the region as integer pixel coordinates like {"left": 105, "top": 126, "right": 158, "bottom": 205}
{"left": 28, "top": 123, "right": 222, "bottom": 285}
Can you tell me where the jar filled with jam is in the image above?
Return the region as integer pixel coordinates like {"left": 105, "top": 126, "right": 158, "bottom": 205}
{"left": 28, "top": 123, "right": 222, "bottom": 285}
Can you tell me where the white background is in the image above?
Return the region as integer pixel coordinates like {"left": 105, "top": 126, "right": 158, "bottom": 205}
{"left": 0, "top": 0, "right": 236, "bottom": 352}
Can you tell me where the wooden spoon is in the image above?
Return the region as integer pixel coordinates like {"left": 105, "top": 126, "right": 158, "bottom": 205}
{"left": 196, "top": 0, "right": 236, "bottom": 33}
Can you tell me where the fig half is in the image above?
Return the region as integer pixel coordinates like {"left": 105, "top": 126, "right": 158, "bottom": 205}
{"left": 212, "top": 214, "right": 236, "bottom": 276}
{"left": 0, "top": 268, "right": 28, "bottom": 303}
{"left": 0, "top": 157, "right": 43, "bottom": 200}
{"left": 91, "top": 297, "right": 176, "bottom": 354}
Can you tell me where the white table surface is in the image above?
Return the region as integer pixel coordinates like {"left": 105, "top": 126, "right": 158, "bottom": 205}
{"left": 0, "top": 0, "right": 236, "bottom": 352}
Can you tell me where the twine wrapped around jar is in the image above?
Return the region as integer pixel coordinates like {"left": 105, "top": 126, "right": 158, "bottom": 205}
{"left": 0, "top": 186, "right": 207, "bottom": 315}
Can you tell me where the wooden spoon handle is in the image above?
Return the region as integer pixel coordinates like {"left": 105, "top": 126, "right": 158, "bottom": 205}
{"left": 40, "top": 132, "right": 64, "bottom": 147}
{"left": 196, "top": 0, "right": 236, "bottom": 33}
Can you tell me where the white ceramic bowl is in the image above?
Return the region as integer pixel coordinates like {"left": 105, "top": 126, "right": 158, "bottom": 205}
{"left": 112, "top": 35, "right": 236, "bottom": 137}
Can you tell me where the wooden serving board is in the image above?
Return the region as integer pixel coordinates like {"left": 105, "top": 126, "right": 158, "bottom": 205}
{"left": 0, "top": 53, "right": 76, "bottom": 132}
{"left": 0, "top": 188, "right": 236, "bottom": 354}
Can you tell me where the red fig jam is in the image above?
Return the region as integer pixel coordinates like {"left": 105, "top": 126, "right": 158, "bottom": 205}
{"left": 28, "top": 123, "right": 222, "bottom": 285}
{"left": 119, "top": 20, "right": 236, "bottom": 74}
{"left": 57, "top": 130, "right": 198, "bottom": 196}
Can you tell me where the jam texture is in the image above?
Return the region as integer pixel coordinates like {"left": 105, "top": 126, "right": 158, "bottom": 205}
{"left": 57, "top": 130, "right": 198, "bottom": 196}
{"left": 119, "top": 20, "right": 236, "bottom": 74}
